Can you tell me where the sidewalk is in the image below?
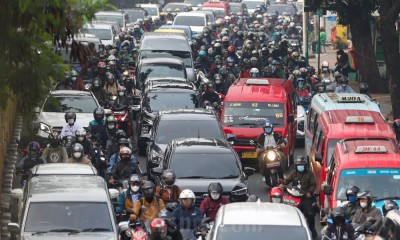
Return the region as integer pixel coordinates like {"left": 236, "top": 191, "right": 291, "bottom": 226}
{"left": 307, "top": 46, "right": 393, "bottom": 120}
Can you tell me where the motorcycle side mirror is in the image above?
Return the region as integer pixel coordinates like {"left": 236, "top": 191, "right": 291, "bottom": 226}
{"left": 118, "top": 221, "right": 129, "bottom": 233}
{"left": 315, "top": 152, "right": 323, "bottom": 163}
{"left": 226, "top": 134, "right": 236, "bottom": 142}
{"left": 11, "top": 188, "right": 23, "bottom": 199}
{"left": 288, "top": 114, "right": 295, "bottom": 123}
{"left": 109, "top": 188, "right": 119, "bottom": 200}
{"left": 151, "top": 167, "right": 163, "bottom": 176}
{"left": 322, "top": 184, "right": 332, "bottom": 195}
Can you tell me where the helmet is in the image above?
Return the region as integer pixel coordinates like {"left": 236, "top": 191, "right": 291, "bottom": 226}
{"left": 48, "top": 131, "right": 60, "bottom": 147}
{"left": 359, "top": 82, "right": 369, "bottom": 94}
{"left": 383, "top": 200, "right": 399, "bottom": 216}
{"left": 222, "top": 36, "right": 229, "bottom": 43}
{"left": 118, "top": 137, "right": 130, "bottom": 146}
{"left": 28, "top": 141, "right": 41, "bottom": 158}
{"left": 214, "top": 74, "right": 222, "bottom": 84}
{"left": 93, "top": 107, "right": 105, "bottom": 122}
{"left": 142, "top": 181, "right": 156, "bottom": 201}
{"left": 227, "top": 56, "right": 235, "bottom": 66}
{"left": 179, "top": 189, "right": 196, "bottom": 207}
{"left": 106, "top": 116, "right": 116, "bottom": 129}
{"left": 227, "top": 46, "right": 236, "bottom": 53}
{"left": 161, "top": 169, "right": 176, "bottom": 186}
{"left": 339, "top": 77, "right": 349, "bottom": 87}
{"left": 65, "top": 112, "right": 76, "bottom": 123}
{"left": 263, "top": 119, "right": 273, "bottom": 134}
{"left": 293, "top": 69, "right": 301, "bottom": 77}
{"left": 321, "top": 60, "right": 329, "bottom": 72}
{"left": 115, "top": 129, "right": 127, "bottom": 140}
{"left": 346, "top": 186, "right": 360, "bottom": 203}
{"left": 70, "top": 70, "right": 78, "bottom": 81}
{"left": 118, "top": 85, "right": 126, "bottom": 96}
{"left": 128, "top": 174, "right": 142, "bottom": 184}
{"left": 294, "top": 155, "right": 307, "bottom": 166}
{"left": 292, "top": 51, "right": 300, "bottom": 59}
{"left": 75, "top": 128, "right": 86, "bottom": 142}
{"left": 250, "top": 68, "right": 259, "bottom": 78}
{"left": 158, "top": 210, "right": 172, "bottom": 223}
{"left": 317, "top": 83, "right": 326, "bottom": 93}
{"left": 71, "top": 143, "right": 84, "bottom": 160}
{"left": 208, "top": 182, "right": 223, "bottom": 200}
{"left": 330, "top": 206, "right": 346, "bottom": 226}
{"left": 150, "top": 218, "right": 167, "bottom": 239}
{"left": 199, "top": 50, "right": 207, "bottom": 57}
{"left": 269, "top": 187, "right": 284, "bottom": 203}
{"left": 357, "top": 190, "right": 373, "bottom": 206}
{"left": 98, "top": 61, "right": 106, "bottom": 69}
{"left": 119, "top": 146, "right": 132, "bottom": 161}
{"left": 206, "top": 82, "right": 214, "bottom": 91}
{"left": 247, "top": 195, "right": 260, "bottom": 202}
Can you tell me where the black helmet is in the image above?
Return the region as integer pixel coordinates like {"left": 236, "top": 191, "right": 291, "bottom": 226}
{"left": 247, "top": 195, "right": 260, "bottom": 202}
{"left": 317, "top": 83, "right": 326, "bottom": 93}
{"left": 339, "top": 76, "right": 349, "bottom": 86}
{"left": 65, "top": 112, "right": 76, "bottom": 123}
{"left": 294, "top": 155, "right": 307, "bottom": 166}
{"left": 118, "top": 137, "right": 130, "bottom": 146}
{"left": 330, "top": 206, "right": 346, "bottom": 226}
{"left": 92, "top": 77, "right": 101, "bottom": 88}
{"left": 128, "top": 174, "right": 142, "bottom": 184}
{"left": 162, "top": 169, "right": 176, "bottom": 186}
{"left": 208, "top": 182, "right": 223, "bottom": 195}
{"left": 71, "top": 143, "right": 84, "bottom": 160}
{"left": 359, "top": 82, "right": 369, "bottom": 94}
{"left": 93, "top": 107, "right": 105, "bottom": 122}
{"left": 346, "top": 186, "right": 360, "bottom": 202}
{"left": 357, "top": 190, "right": 373, "bottom": 206}
{"left": 115, "top": 129, "right": 127, "bottom": 140}
{"left": 383, "top": 200, "right": 399, "bottom": 216}
{"left": 142, "top": 181, "right": 156, "bottom": 201}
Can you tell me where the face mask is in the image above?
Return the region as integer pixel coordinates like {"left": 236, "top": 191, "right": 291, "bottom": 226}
{"left": 108, "top": 124, "right": 115, "bottom": 129}
{"left": 211, "top": 193, "right": 220, "bottom": 200}
{"left": 118, "top": 92, "right": 124, "bottom": 96}
{"left": 228, "top": 62, "right": 233, "bottom": 66}
{"left": 71, "top": 77, "right": 77, "bottom": 81}
{"left": 77, "top": 136, "right": 84, "bottom": 142}
{"left": 271, "top": 197, "right": 281, "bottom": 203}
{"left": 360, "top": 202, "right": 368, "bottom": 208}
{"left": 342, "top": 84, "right": 347, "bottom": 88}
{"left": 215, "top": 79, "right": 221, "bottom": 84}
{"left": 348, "top": 195, "right": 357, "bottom": 203}
{"left": 264, "top": 127, "right": 272, "bottom": 134}
{"left": 68, "top": 119, "right": 74, "bottom": 125}
{"left": 297, "top": 165, "right": 305, "bottom": 172}
{"left": 131, "top": 186, "right": 140, "bottom": 192}
{"left": 73, "top": 152, "right": 82, "bottom": 159}
{"left": 298, "top": 83, "right": 304, "bottom": 88}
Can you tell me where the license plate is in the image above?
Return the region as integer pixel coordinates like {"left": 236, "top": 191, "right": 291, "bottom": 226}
{"left": 266, "top": 162, "right": 281, "bottom": 168}
{"left": 242, "top": 151, "right": 258, "bottom": 158}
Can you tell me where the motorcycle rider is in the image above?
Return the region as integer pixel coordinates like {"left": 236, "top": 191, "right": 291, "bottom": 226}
{"left": 335, "top": 76, "right": 354, "bottom": 93}
{"left": 41, "top": 131, "right": 68, "bottom": 163}
{"left": 158, "top": 210, "right": 183, "bottom": 240}
{"left": 359, "top": 82, "right": 372, "bottom": 99}
{"left": 200, "top": 182, "right": 230, "bottom": 221}
{"left": 91, "top": 77, "right": 108, "bottom": 105}
{"left": 60, "top": 112, "right": 82, "bottom": 138}
{"left": 116, "top": 174, "right": 142, "bottom": 219}
{"left": 352, "top": 190, "right": 383, "bottom": 233}
{"left": 88, "top": 107, "right": 106, "bottom": 136}
{"left": 150, "top": 218, "right": 169, "bottom": 240}
{"left": 393, "top": 119, "right": 400, "bottom": 142}
{"left": 18, "top": 141, "right": 46, "bottom": 185}
{"left": 321, "top": 206, "right": 355, "bottom": 240}
{"left": 296, "top": 77, "right": 311, "bottom": 98}
{"left": 156, "top": 169, "right": 182, "bottom": 204}
{"left": 108, "top": 147, "right": 141, "bottom": 187}
{"left": 107, "top": 138, "right": 138, "bottom": 174}
{"left": 69, "top": 69, "right": 85, "bottom": 90}
{"left": 66, "top": 143, "right": 92, "bottom": 166}
{"left": 269, "top": 187, "right": 284, "bottom": 203}
{"left": 104, "top": 72, "right": 119, "bottom": 96}
{"left": 72, "top": 128, "right": 92, "bottom": 158}
{"left": 99, "top": 115, "right": 118, "bottom": 156}
{"left": 130, "top": 181, "right": 166, "bottom": 221}
{"left": 343, "top": 186, "right": 361, "bottom": 221}
{"left": 280, "top": 156, "right": 317, "bottom": 239}
{"left": 113, "top": 85, "right": 131, "bottom": 110}
{"left": 200, "top": 83, "right": 222, "bottom": 108}
{"left": 286, "top": 22, "right": 299, "bottom": 36}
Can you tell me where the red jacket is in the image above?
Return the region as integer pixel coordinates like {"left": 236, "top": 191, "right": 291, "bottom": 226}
{"left": 200, "top": 196, "right": 230, "bottom": 221}
{"left": 240, "top": 70, "right": 251, "bottom": 78}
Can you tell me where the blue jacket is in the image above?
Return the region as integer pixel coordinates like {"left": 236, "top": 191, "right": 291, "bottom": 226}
{"left": 116, "top": 189, "right": 142, "bottom": 213}
{"left": 88, "top": 119, "right": 105, "bottom": 135}
{"left": 107, "top": 153, "right": 139, "bottom": 173}
{"left": 172, "top": 205, "right": 203, "bottom": 230}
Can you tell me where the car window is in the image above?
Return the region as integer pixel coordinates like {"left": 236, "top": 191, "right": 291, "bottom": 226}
{"left": 42, "top": 95, "right": 97, "bottom": 113}
{"left": 141, "top": 50, "right": 192, "bottom": 68}
{"left": 243, "top": 1, "right": 262, "bottom": 9}
{"left": 267, "top": 4, "right": 296, "bottom": 15}
{"left": 142, "top": 7, "right": 158, "bottom": 15}
{"left": 140, "top": 64, "right": 185, "bottom": 79}
{"left": 125, "top": 10, "right": 145, "bottom": 23}
{"left": 312, "top": 124, "right": 321, "bottom": 148}
{"left": 144, "top": 92, "right": 199, "bottom": 112}
{"left": 174, "top": 16, "right": 205, "bottom": 26}
{"left": 185, "top": 0, "right": 207, "bottom": 6}
{"left": 308, "top": 109, "right": 318, "bottom": 135}
{"left": 81, "top": 28, "right": 112, "bottom": 40}
{"left": 95, "top": 14, "right": 123, "bottom": 27}
{"left": 326, "top": 139, "right": 340, "bottom": 166}
{"left": 201, "top": 7, "right": 225, "bottom": 18}
{"left": 216, "top": 225, "right": 308, "bottom": 240}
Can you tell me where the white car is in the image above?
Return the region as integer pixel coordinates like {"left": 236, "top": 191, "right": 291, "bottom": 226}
{"left": 95, "top": 11, "right": 129, "bottom": 31}
{"left": 242, "top": 0, "right": 265, "bottom": 14}
{"left": 208, "top": 202, "right": 312, "bottom": 240}
{"left": 82, "top": 23, "right": 116, "bottom": 46}
{"left": 139, "top": 4, "right": 162, "bottom": 20}
{"left": 173, "top": 12, "right": 209, "bottom": 34}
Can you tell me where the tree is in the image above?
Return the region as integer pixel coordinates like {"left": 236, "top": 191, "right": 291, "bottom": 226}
{"left": 378, "top": 0, "right": 400, "bottom": 119}
{"left": 0, "top": 0, "right": 106, "bottom": 115}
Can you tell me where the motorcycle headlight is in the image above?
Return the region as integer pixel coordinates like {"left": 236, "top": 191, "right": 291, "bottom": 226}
{"left": 267, "top": 150, "right": 277, "bottom": 161}
{"left": 231, "top": 187, "right": 248, "bottom": 196}
{"left": 39, "top": 122, "right": 51, "bottom": 134}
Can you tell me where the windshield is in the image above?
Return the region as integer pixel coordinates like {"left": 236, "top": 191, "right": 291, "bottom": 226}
{"left": 171, "top": 153, "right": 240, "bottom": 178}
{"left": 163, "top": 4, "right": 188, "bottom": 12}
{"left": 216, "top": 225, "right": 308, "bottom": 240}
{"left": 327, "top": 139, "right": 340, "bottom": 166}
{"left": 160, "top": 26, "right": 191, "bottom": 39}
{"left": 43, "top": 95, "right": 97, "bottom": 113}
{"left": 336, "top": 169, "right": 400, "bottom": 200}
{"left": 185, "top": 0, "right": 207, "bottom": 6}
{"left": 174, "top": 16, "right": 205, "bottom": 26}
{"left": 24, "top": 202, "right": 113, "bottom": 232}
{"left": 223, "top": 102, "right": 285, "bottom": 127}
{"left": 145, "top": 92, "right": 198, "bottom": 112}
{"left": 82, "top": 28, "right": 112, "bottom": 40}
{"left": 267, "top": 5, "right": 296, "bottom": 15}
{"left": 156, "top": 120, "right": 223, "bottom": 144}
{"left": 125, "top": 10, "right": 145, "bottom": 22}
{"left": 243, "top": 1, "right": 262, "bottom": 9}
{"left": 141, "top": 50, "right": 192, "bottom": 67}
{"left": 201, "top": 8, "right": 225, "bottom": 18}
{"left": 230, "top": 5, "right": 242, "bottom": 14}
{"left": 142, "top": 7, "right": 158, "bottom": 15}
{"left": 95, "top": 14, "right": 123, "bottom": 27}
{"left": 141, "top": 64, "right": 185, "bottom": 80}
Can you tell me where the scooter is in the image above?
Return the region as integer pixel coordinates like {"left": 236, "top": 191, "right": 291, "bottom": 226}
{"left": 258, "top": 145, "right": 285, "bottom": 187}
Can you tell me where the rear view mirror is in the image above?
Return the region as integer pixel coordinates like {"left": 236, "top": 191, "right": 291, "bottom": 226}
{"left": 109, "top": 188, "right": 120, "bottom": 199}
{"left": 33, "top": 107, "right": 40, "bottom": 113}
{"left": 315, "top": 153, "right": 323, "bottom": 163}
{"left": 8, "top": 223, "right": 20, "bottom": 233}
{"left": 288, "top": 114, "right": 295, "bottom": 123}
{"left": 322, "top": 184, "right": 332, "bottom": 195}
{"left": 118, "top": 221, "right": 129, "bottom": 233}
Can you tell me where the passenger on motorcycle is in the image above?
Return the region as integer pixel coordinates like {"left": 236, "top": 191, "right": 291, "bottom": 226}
{"left": 335, "top": 76, "right": 354, "bottom": 93}
{"left": 200, "top": 182, "right": 230, "bottom": 221}
{"left": 131, "top": 181, "right": 166, "bottom": 221}
{"left": 42, "top": 131, "right": 68, "bottom": 163}
{"left": 88, "top": 107, "right": 106, "bottom": 136}
{"left": 107, "top": 138, "right": 138, "bottom": 174}
{"left": 296, "top": 78, "right": 311, "bottom": 98}
{"left": 382, "top": 200, "right": 399, "bottom": 217}
{"left": 72, "top": 128, "right": 93, "bottom": 158}
{"left": 172, "top": 189, "right": 203, "bottom": 233}
{"left": 66, "top": 143, "right": 92, "bottom": 166}
{"left": 158, "top": 210, "right": 183, "bottom": 240}
{"left": 321, "top": 206, "right": 355, "bottom": 240}
{"left": 18, "top": 141, "right": 46, "bottom": 185}
{"left": 108, "top": 147, "right": 141, "bottom": 186}
{"left": 116, "top": 174, "right": 142, "bottom": 216}
{"left": 200, "top": 83, "right": 222, "bottom": 108}
{"left": 352, "top": 190, "right": 383, "bottom": 233}
{"left": 156, "top": 169, "right": 182, "bottom": 204}
{"left": 269, "top": 187, "right": 284, "bottom": 203}
{"left": 342, "top": 186, "right": 362, "bottom": 222}
{"left": 60, "top": 112, "right": 83, "bottom": 138}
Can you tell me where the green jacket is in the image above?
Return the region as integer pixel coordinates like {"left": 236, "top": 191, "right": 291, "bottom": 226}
{"left": 284, "top": 170, "right": 316, "bottom": 193}
{"left": 320, "top": 31, "right": 327, "bottom": 45}
{"left": 42, "top": 145, "right": 68, "bottom": 163}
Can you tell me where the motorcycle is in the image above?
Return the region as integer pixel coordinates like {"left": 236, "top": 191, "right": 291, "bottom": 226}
{"left": 352, "top": 218, "right": 377, "bottom": 240}
{"left": 119, "top": 219, "right": 150, "bottom": 240}
{"left": 203, "top": 100, "right": 222, "bottom": 117}
{"left": 283, "top": 184, "right": 304, "bottom": 207}
{"left": 112, "top": 105, "right": 133, "bottom": 137}
{"left": 256, "top": 142, "right": 286, "bottom": 187}
{"left": 298, "top": 97, "right": 311, "bottom": 113}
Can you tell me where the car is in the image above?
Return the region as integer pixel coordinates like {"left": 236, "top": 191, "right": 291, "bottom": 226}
{"left": 81, "top": 23, "right": 116, "bottom": 45}
{"left": 201, "top": 2, "right": 231, "bottom": 19}
{"left": 266, "top": 3, "right": 297, "bottom": 15}
{"left": 139, "top": 32, "right": 195, "bottom": 82}
{"left": 208, "top": 202, "right": 312, "bottom": 240}
{"left": 29, "top": 163, "right": 98, "bottom": 177}
{"left": 140, "top": 109, "right": 232, "bottom": 174}
{"left": 195, "top": 10, "right": 216, "bottom": 24}
{"left": 173, "top": 12, "right": 209, "bottom": 34}
{"left": 137, "top": 83, "right": 200, "bottom": 155}
{"left": 138, "top": 4, "right": 162, "bottom": 20}
{"left": 184, "top": 0, "right": 208, "bottom": 10}
{"left": 123, "top": 8, "right": 148, "bottom": 23}
{"left": 136, "top": 58, "right": 188, "bottom": 89}
{"left": 8, "top": 175, "right": 120, "bottom": 240}
{"left": 158, "top": 25, "right": 193, "bottom": 40}
{"left": 151, "top": 138, "right": 255, "bottom": 205}
{"left": 242, "top": 0, "right": 266, "bottom": 14}
{"left": 229, "top": 2, "right": 249, "bottom": 16}
{"left": 91, "top": 20, "right": 122, "bottom": 34}
{"left": 95, "top": 11, "right": 130, "bottom": 30}
{"left": 163, "top": 3, "right": 193, "bottom": 12}
{"left": 35, "top": 90, "right": 100, "bottom": 140}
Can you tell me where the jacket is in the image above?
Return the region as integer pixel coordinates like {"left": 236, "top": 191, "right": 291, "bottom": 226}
{"left": 110, "top": 160, "right": 141, "bottom": 180}
{"left": 172, "top": 205, "right": 203, "bottom": 230}
{"left": 19, "top": 156, "right": 46, "bottom": 170}
{"left": 60, "top": 123, "right": 83, "bottom": 138}
{"left": 119, "top": 189, "right": 141, "bottom": 214}
{"left": 71, "top": 139, "right": 93, "bottom": 157}
{"left": 322, "top": 222, "right": 355, "bottom": 240}
{"left": 284, "top": 169, "right": 316, "bottom": 194}
{"left": 155, "top": 185, "right": 182, "bottom": 204}
{"left": 345, "top": 202, "right": 361, "bottom": 221}
{"left": 257, "top": 132, "right": 285, "bottom": 148}
{"left": 107, "top": 154, "right": 138, "bottom": 173}
{"left": 200, "top": 196, "right": 230, "bottom": 221}
{"left": 104, "top": 82, "right": 119, "bottom": 95}
{"left": 88, "top": 119, "right": 105, "bottom": 135}
{"left": 66, "top": 156, "right": 92, "bottom": 166}
{"left": 131, "top": 197, "right": 165, "bottom": 221}
{"left": 41, "top": 145, "right": 68, "bottom": 163}
{"left": 352, "top": 206, "right": 382, "bottom": 232}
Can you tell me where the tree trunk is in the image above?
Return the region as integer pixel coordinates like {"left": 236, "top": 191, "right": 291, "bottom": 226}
{"left": 378, "top": 0, "right": 400, "bottom": 119}
{"left": 347, "top": 9, "right": 386, "bottom": 93}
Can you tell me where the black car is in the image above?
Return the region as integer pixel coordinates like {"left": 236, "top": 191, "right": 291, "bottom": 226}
{"left": 151, "top": 138, "right": 255, "bottom": 205}
{"left": 141, "top": 109, "right": 235, "bottom": 173}
{"left": 138, "top": 83, "right": 200, "bottom": 155}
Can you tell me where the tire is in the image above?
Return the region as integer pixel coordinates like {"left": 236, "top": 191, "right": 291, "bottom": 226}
{"left": 265, "top": 172, "right": 279, "bottom": 187}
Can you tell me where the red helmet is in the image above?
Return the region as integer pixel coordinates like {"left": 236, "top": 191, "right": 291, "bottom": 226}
{"left": 132, "top": 229, "right": 148, "bottom": 240}
{"left": 150, "top": 218, "right": 167, "bottom": 239}
{"left": 227, "top": 46, "right": 236, "bottom": 53}
{"left": 269, "top": 187, "right": 284, "bottom": 203}
{"left": 97, "top": 61, "right": 106, "bottom": 69}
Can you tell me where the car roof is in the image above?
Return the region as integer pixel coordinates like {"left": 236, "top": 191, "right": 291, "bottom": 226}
{"left": 229, "top": 3, "right": 244, "bottom": 6}
{"left": 171, "top": 138, "right": 232, "bottom": 153}
{"left": 50, "top": 90, "right": 93, "bottom": 97}
{"left": 84, "top": 23, "right": 113, "bottom": 29}
{"left": 95, "top": 11, "right": 124, "bottom": 16}
{"left": 219, "top": 202, "right": 305, "bottom": 226}
{"left": 159, "top": 109, "right": 216, "bottom": 120}
{"left": 141, "top": 32, "right": 189, "bottom": 51}
{"left": 318, "top": 110, "right": 395, "bottom": 139}
{"left": 27, "top": 175, "right": 109, "bottom": 202}
{"left": 176, "top": 12, "right": 207, "bottom": 17}
{"left": 160, "top": 25, "right": 191, "bottom": 30}
{"left": 139, "top": 4, "right": 159, "bottom": 7}
{"left": 30, "top": 163, "right": 98, "bottom": 175}
{"left": 140, "top": 57, "right": 184, "bottom": 65}
{"left": 146, "top": 86, "right": 196, "bottom": 94}
{"left": 311, "top": 93, "right": 381, "bottom": 113}
{"left": 202, "top": 2, "right": 229, "bottom": 7}
{"left": 225, "top": 78, "right": 290, "bottom": 102}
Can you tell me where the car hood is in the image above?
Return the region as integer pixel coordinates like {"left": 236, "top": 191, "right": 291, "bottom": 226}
{"left": 175, "top": 178, "right": 242, "bottom": 193}
{"left": 186, "top": 68, "right": 195, "bottom": 82}
{"left": 190, "top": 26, "right": 204, "bottom": 34}
{"left": 22, "top": 233, "right": 116, "bottom": 240}
{"left": 37, "top": 112, "right": 93, "bottom": 128}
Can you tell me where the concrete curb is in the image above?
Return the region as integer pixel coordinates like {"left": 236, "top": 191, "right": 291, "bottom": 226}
{"left": 0, "top": 115, "right": 22, "bottom": 239}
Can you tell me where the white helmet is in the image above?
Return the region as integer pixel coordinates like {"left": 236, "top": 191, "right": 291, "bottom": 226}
{"left": 289, "top": 21, "right": 295, "bottom": 27}
{"left": 250, "top": 68, "right": 259, "bottom": 78}
{"left": 321, "top": 60, "right": 329, "bottom": 72}
{"left": 179, "top": 189, "right": 196, "bottom": 206}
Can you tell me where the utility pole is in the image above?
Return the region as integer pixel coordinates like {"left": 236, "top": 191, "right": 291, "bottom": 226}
{"left": 317, "top": 13, "right": 321, "bottom": 76}
{"left": 303, "top": 11, "right": 309, "bottom": 65}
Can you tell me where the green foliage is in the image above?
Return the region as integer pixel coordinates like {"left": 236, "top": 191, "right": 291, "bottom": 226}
{"left": 0, "top": 0, "right": 107, "bottom": 115}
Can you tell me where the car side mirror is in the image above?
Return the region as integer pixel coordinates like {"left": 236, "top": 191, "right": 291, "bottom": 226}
{"left": 11, "top": 188, "right": 23, "bottom": 199}
{"left": 315, "top": 152, "right": 323, "bottom": 163}
{"left": 226, "top": 134, "right": 236, "bottom": 142}
{"left": 244, "top": 167, "right": 255, "bottom": 177}
{"left": 151, "top": 167, "right": 163, "bottom": 176}
{"left": 34, "top": 107, "right": 40, "bottom": 113}
{"left": 288, "top": 114, "right": 295, "bottom": 123}
{"left": 108, "top": 188, "right": 120, "bottom": 200}
{"left": 322, "top": 184, "right": 332, "bottom": 195}
{"left": 8, "top": 223, "right": 20, "bottom": 233}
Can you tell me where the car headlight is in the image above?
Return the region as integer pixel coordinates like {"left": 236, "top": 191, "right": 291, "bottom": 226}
{"left": 231, "top": 187, "right": 248, "bottom": 196}
{"left": 39, "top": 122, "right": 51, "bottom": 134}
{"left": 267, "top": 150, "right": 277, "bottom": 161}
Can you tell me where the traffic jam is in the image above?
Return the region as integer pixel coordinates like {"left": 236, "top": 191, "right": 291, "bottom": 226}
{"left": 7, "top": 0, "right": 400, "bottom": 239}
